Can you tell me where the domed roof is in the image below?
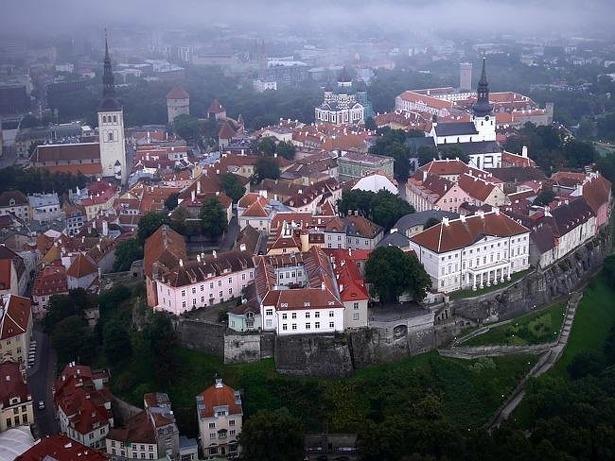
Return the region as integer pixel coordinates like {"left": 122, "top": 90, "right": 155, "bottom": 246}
{"left": 98, "top": 97, "right": 122, "bottom": 112}
{"left": 354, "top": 79, "right": 367, "bottom": 92}
{"left": 338, "top": 66, "right": 352, "bottom": 83}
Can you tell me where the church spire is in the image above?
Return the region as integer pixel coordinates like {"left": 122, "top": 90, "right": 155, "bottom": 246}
{"left": 473, "top": 57, "right": 492, "bottom": 118}
{"left": 102, "top": 30, "right": 115, "bottom": 98}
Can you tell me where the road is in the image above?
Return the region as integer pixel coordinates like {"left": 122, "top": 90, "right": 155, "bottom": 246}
{"left": 26, "top": 325, "right": 60, "bottom": 438}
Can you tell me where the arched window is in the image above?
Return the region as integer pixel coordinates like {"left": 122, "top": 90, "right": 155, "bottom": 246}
{"left": 108, "top": 132, "right": 114, "bottom": 142}
{"left": 113, "top": 115, "right": 117, "bottom": 123}
{"left": 102, "top": 115, "right": 107, "bottom": 123}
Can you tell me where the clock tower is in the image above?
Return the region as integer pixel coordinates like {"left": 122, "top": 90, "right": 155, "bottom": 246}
{"left": 97, "top": 34, "right": 127, "bottom": 184}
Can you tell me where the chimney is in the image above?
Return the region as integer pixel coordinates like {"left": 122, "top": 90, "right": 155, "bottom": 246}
{"left": 442, "top": 217, "right": 449, "bottom": 226}
{"left": 212, "top": 250, "right": 217, "bottom": 258}
{"left": 522, "top": 145, "right": 528, "bottom": 158}
{"left": 197, "top": 254, "right": 201, "bottom": 263}
{"left": 460, "top": 214, "right": 466, "bottom": 223}
{"left": 179, "top": 259, "right": 184, "bottom": 268}
{"left": 321, "top": 281, "right": 325, "bottom": 291}
{"left": 191, "top": 190, "right": 196, "bottom": 202}
{"left": 239, "top": 243, "right": 247, "bottom": 252}
{"left": 196, "top": 179, "right": 201, "bottom": 195}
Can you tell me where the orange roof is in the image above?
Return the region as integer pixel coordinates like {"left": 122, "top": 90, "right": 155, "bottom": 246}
{"left": 66, "top": 253, "right": 98, "bottom": 278}
{"left": 582, "top": 172, "right": 612, "bottom": 215}
{"left": 33, "top": 263, "right": 69, "bottom": 296}
{"left": 457, "top": 173, "right": 498, "bottom": 201}
{"left": 166, "top": 85, "right": 189, "bottom": 99}
{"left": 410, "top": 210, "right": 529, "bottom": 253}
{"left": 143, "top": 225, "right": 187, "bottom": 278}
{"left": 242, "top": 196, "right": 270, "bottom": 217}
{"left": 0, "top": 294, "right": 31, "bottom": 341}
{"left": 0, "top": 260, "right": 10, "bottom": 291}
{"left": 207, "top": 99, "right": 225, "bottom": 114}
{"left": 197, "top": 380, "right": 242, "bottom": 419}
{"left": 35, "top": 142, "right": 100, "bottom": 163}
{"left": 38, "top": 162, "right": 103, "bottom": 176}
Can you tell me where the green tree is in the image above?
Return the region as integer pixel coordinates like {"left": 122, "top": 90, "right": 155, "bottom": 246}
{"left": 43, "top": 289, "right": 92, "bottom": 333}
{"left": 142, "top": 312, "right": 178, "bottom": 387}
{"left": 337, "top": 189, "right": 374, "bottom": 218}
{"left": 172, "top": 114, "right": 202, "bottom": 143}
{"left": 365, "top": 246, "right": 431, "bottom": 303}
{"left": 365, "top": 116, "right": 377, "bottom": 130}
{"left": 164, "top": 193, "right": 179, "bottom": 211}
{"left": 257, "top": 137, "right": 277, "bottom": 156}
{"left": 221, "top": 173, "right": 246, "bottom": 203}
{"left": 563, "top": 139, "right": 597, "bottom": 168}
{"left": 417, "top": 146, "right": 440, "bottom": 167}
{"left": 239, "top": 408, "right": 304, "bottom": 461}
{"left": 533, "top": 189, "right": 556, "bottom": 207}
{"left": 137, "top": 212, "right": 169, "bottom": 244}
{"left": 51, "top": 315, "right": 95, "bottom": 365}
{"left": 199, "top": 197, "right": 228, "bottom": 239}
{"left": 370, "top": 190, "right": 415, "bottom": 232}
{"left": 275, "top": 140, "right": 296, "bottom": 161}
{"left": 253, "top": 156, "right": 280, "bottom": 184}
{"left": 103, "top": 319, "right": 132, "bottom": 365}
{"left": 113, "top": 238, "right": 144, "bottom": 272}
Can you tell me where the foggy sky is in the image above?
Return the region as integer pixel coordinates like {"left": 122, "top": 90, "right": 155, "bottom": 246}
{"left": 2, "top": 0, "right": 614, "bottom": 38}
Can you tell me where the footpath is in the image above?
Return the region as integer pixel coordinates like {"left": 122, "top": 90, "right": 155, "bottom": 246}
{"left": 437, "top": 291, "right": 583, "bottom": 430}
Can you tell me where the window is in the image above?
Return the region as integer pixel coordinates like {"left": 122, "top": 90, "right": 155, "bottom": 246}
{"left": 228, "top": 288, "right": 232, "bottom": 295}
{"left": 306, "top": 323, "right": 311, "bottom": 329}
{"left": 209, "top": 422, "right": 216, "bottom": 428}
{"left": 282, "top": 324, "right": 288, "bottom": 331}
{"left": 229, "top": 420, "right": 235, "bottom": 426}
{"left": 219, "top": 291, "right": 223, "bottom": 298}
{"left": 108, "top": 132, "right": 114, "bottom": 142}
{"left": 329, "top": 311, "right": 334, "bottom": 317}
{"left": 181, "top": 290, "right": 186, "bottom": 297}
{"left": 329, "top": 322, "right": 334, "bottom": 328}
{"left": 282, "top": 313, "right": 287, "bottom": 320}
{"left": 218, "top": 280, "right": 222, "bottom": 287}
{"left": 182, "top": 301, "right": 186, "bottom": 308}
{"left": 210, "top": 282, "right": 214, "bottom": 289}
{"left": 353, "top": 313, "right": 360, "bottom": 320}
{"left": 230, "top": 430, "right": 236, "bottom": 436}
{"left": 305, "top": 312, "right": 310, "bottom": 319}
{"left": 210, "top": 433, "right": 216, "bottom": 440}
{"left": 228, "top": 277, "right": 232, "bottom": 284}
{"left": 89, "top": 433, "right": 94, "bottom": 440}
{"left": 266, "top": 309, "right": 273, "bottom": 316}
{"left": 113, "top": 115, "right": 117, "bottom": 123}
{"left": 315, "top": 322, "right": 320, "bottom": 329}
{"left": 292, "top": 324, "right": 297, "bottom": 330}
{"left": 200, "top": 285, "right": 204, "bottom": 292}
{"left": 292, "top": 313, "right": 297, "bottom": 319}
{"left": 192, "top": 287, "right": 196, "bottom": 294}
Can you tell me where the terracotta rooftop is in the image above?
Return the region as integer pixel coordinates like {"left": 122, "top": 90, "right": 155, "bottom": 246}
{"left": 0, "top": 360, "right": 30, "bottom": 409}
{"left": 410, "top": 210, "right": 530, "bottom": 253}
{"left": 197, "top": 380, "right": 242, "bottom": 419}
{"left": 15, "top": 434, "right": 110, "bottom": 461}
{"left": 143, "top": 225, "right": 187, "bottom": 278}
{"left": 0, "top": 294, "right": 31, "bottom": 341}
{"left": 66, "top": 253, "right": 98, "bottom": 278}
{"left": 166, "top": 85, "right": 189, "bottom": 100}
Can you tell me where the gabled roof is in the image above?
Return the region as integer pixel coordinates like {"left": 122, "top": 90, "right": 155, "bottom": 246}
{"left": 581, "top": 172, "right": 611, "bottom": 215}
{"left": 107, "top": 410, "right": 156, "bottom": 445}
{"left": 0, "top": 360, "right": 30, "bottom": 408}
{"left": 344, "top": 215, "right": 383, "bottom": 239}
{"left": 458, "top": 173, "right": 499, "bottom": 202}
{"left": 434, "top": 122, "right": 478, "bottom": 137}
{"left": 33, "top": 263, "right": 69, "bottom": 297}
{"left": 66, "top": 253, "right": 98, "bottom": 278}
{"left": 548, "top": 197, "right": 595, "bottom": 237}
{"left": 207, "top": 99, "right": 225, "bottom": 114}
{"left": 418, "top": 158, "right": 488, "bottom": 179}
{"left": 0, "top": 294, "right": 31, "bottom": 341}
{"left": 34, "top": 142, "right": 100, "bottom": 163}
{"left": 392, "top": 210, "right": 459, "bottom": 233}
{"left": 410, "top": 210, "right": 529, "bottom": 253}
{"left": 218, "top": 121, "right": 236, "bottom": 140}
{"left": 143, "top": 225, "right": 187, "bottom": 278}
{"left": 15, "top": 434, "right": 110, "bottom": 461}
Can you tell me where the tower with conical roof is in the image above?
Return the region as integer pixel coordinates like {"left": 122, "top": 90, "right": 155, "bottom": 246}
{"left": 166, "top": 86, "right": 190, "bottom": 125}
{"left": 472, "top": 57, "right": 496, "bottom": 142}
{"left": 97, "top": 33, "right": 127, "bottom": 185}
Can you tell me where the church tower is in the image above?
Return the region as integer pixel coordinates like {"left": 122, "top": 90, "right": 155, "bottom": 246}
{"left": 472, "top": 57, "right": 496, "bottom": 142}
{"left": 97, "top": 34, "right": 127, "bottom": 185}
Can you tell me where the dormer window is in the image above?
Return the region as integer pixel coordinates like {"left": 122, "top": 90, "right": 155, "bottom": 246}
{"left": 8, "top": 198, "right": 15, "bottom": 206}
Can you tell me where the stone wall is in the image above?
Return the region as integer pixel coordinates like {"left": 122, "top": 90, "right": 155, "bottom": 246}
{"left": 452, "top": 231, "right": 610, "bottom": 325}
{"left": 275, "top": 334, "right": 354, "bottom": 377}
{"left": 112, "top": 396, "right": 143, "bottom": 426}
{"left": 177, "top": 319, "right": 226, "bottom": 357}
{"left": 224, "top": 333, "right": 261, "bottom": 364}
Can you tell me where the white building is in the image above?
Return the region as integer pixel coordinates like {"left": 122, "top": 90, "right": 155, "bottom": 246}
{"left": 196, "top": 379, "right": 242, "bottom": 459}
{"left": 98, "top": 38, "right": 127, "bottom": 184}
{"left": 154, "top": 250, "right": 255, "bottom": 315}
{"left": 27, "top": 193, "right": 62, "bottom": 224}
{"left": 410, "top": 209, "right": 531, "bottom": 293}
{"left": 166, "top": 85, "right": 190, "bottom": 125}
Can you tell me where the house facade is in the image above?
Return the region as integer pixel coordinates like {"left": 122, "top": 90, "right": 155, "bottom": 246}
{"left": 0, "top": 294, "right": 32, "bottom": 366}
{"left": 154, "top": 250, "right": 255, "bottom": 315}
{"left": 196, "top": 379, "right": 243, "bottom": 458}
{"left": 410, "top": 210, "right": 531, "bottom": 293}
{"left": 0, "top": 190, "right": 29, "bottom": 223}
{"left": 0, "top": 360, "right": 33, "bottom": 432}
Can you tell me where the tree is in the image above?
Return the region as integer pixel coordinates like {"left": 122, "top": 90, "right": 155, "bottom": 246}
{"left": 423, "top": 217, "right": 440, "bottom": 230}
{"left": 257, "top": 137, "right": 277, "bottom": 156}
{"left": 417, "top": 146, "right": 440, "bottom": 167}
{"left": 142, "top": 312, "right": 178, "bottom": 387}
{"left": 103, "top": 319, "right": 132, "bottom": 365}
{"left": 221, "top": 173, "right": 246, "bottom": 203}
{"left": 533, "top": 189, "right": 556, "bottom": 207}
{"left": 239, "top": 408, "right": 304, "bottom": 461}
{"left": 50, "top": 315, "right": 95, "bottom": 365}
{"left": 365, "top": 116, "right": 377, "bottom": 131}
{"left": 253, "top": 156, "right": 280, "bottom": 184}
{"left": 199, "top": 197, "right": 228, "bottom": 239}
{"left": 563, "top": 139, "right": 597, "bottom": 169}
{"left": 275, "top": 140, "right": 296, "bottom": 161}
{"left": 137, "top": 212, "right": 169, "bottom": 244}
{"left": 164, "top": 193, "right": 179, "bottom": 211}
{"left": 173, "top": 114, "right": 202, "bottom": 143}
{"left": 370, "top": 190, "right": 415, "bottom": 232}
{"left": 113, "top": 238, "right": 144, "bottom": 272}
{"left": 365, "top": 246, "right": 431, "bottom": 303}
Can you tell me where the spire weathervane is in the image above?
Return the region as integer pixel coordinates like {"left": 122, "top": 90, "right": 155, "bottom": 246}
{"left": 102, "top": 29, "right": 115, "bottom": 98}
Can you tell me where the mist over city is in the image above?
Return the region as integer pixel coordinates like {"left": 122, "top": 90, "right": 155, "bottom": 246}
{"left": 2, "top": 0, "right": 615, "bottom": 460}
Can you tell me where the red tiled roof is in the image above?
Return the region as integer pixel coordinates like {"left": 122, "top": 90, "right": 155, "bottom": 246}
{"left": 33, "top": 263, "right": 69, "bottom": 297}
{"left": 198, "top": 381, "right": 242, "bottom": 419}
{"left": 457, "top": 173, "right": 497, "bottom": 202}
{"left": 15, "top": 434, "right": 110, "bottom": 461}
{"left": 0, "top": 294, "right": 31, "bottom": 341}
{"left": 35, "top": 143, "right": 100, "bottom": 163}
{"left": 0, "top": 190, "right": 28, "bottom": 207}
{"left": 143, "top": 225, "right": 187, "bottom": 278}
{"left": 67, "top": 254, "right": 98, "bottom": 278}
{"left": 107, "top": 410, "right": 156, "bottom": 445}
{"left": 207, "top": 99, "right": 225, "bottom": 114}
{"left": 40, "top": 162, "right": 103, "bottom": 176}
{"left": 0, "top": 260, "right": 10, "bottom": 291}
{"left": 0, "top": 360, "right": 30, "bottom": 408}
{"left": 166, "top": 85, "right": 189, "bottom": 100}
{"left": 582, "top": 172, "right": 612, "bottom": 215}
{"left": 410, "top": 210, "right": 529, "bottom": 253}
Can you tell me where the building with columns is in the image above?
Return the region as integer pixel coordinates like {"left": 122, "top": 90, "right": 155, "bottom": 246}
{"left": 97, "top": 36, "right": 127, "bottom": 185}
{"left": 409, "top": 209, "right": 530, "bottom": 293}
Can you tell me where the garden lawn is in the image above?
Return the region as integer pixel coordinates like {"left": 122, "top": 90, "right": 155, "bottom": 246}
{"left": 463, "top": 300, "right": 568, "bottom": 347}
